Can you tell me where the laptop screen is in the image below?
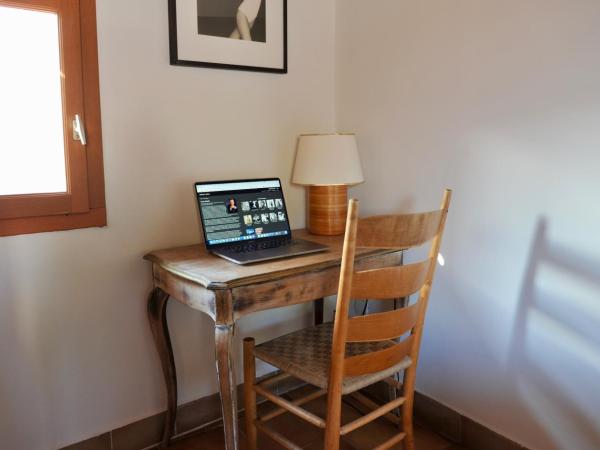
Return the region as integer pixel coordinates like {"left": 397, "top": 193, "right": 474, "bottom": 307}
{"left": 195, "top": 178, "right": 291, "bottom": 248}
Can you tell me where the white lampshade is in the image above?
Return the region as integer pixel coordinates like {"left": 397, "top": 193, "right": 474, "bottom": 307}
{"left": 292, "top": 133, "right": 364, "bottom": 186}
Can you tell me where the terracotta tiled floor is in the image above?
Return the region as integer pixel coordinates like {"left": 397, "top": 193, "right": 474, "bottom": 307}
{"left": 168, "top": 387, "right": 464, "bottom": 450}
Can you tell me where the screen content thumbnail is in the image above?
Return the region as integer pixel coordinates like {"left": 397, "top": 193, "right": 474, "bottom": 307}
{"left": 196, "top": 180, "right": 289, "bottom": 246}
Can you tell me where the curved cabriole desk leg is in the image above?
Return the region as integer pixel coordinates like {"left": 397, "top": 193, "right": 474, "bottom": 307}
{"left": 215, "top": 322, "right": 239, "bottom": 450}
{"left": 147, "top": 287, "right": 177, "bottom": 448}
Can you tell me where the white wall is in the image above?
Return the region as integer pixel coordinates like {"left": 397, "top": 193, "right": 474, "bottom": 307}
{"left": 0, "top": 0, "right": 335, "bottom": 448}
{"left": 336, "top": 1, "right": 600, "bottom": 449}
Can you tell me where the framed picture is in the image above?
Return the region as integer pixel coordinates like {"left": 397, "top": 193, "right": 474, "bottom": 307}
{"left": 168, "top": 0, "right": 287, "bottom": 73}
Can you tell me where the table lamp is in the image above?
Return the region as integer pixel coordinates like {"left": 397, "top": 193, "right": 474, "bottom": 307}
{"left": 292, "top": 133, "right": 364, "bottom": 235}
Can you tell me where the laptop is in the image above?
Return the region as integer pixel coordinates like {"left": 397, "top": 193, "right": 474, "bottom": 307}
{"left": 195, "top": 178, "right": 328, "bottom": 264}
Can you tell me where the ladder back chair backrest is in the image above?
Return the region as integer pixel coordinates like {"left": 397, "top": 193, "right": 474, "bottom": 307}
{"left": 324, "top": 189, "right": 452, "bottom": 448}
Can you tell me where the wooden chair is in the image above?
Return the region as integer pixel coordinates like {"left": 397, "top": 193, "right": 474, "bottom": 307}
{"left": 243, "top": 190, "right": 452, "bottom": 450}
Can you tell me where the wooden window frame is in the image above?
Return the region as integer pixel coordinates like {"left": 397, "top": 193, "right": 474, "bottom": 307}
{"left": 0, "top": 0, "right": 106, "bottom": 237}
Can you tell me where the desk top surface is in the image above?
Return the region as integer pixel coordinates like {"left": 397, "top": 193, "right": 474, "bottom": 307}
{"left": 144, "top": 229, "right": 392, "bottom": 289}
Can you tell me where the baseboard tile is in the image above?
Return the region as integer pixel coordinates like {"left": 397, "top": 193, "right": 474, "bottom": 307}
{"left": 59, "top": 376, "right": 527, "bottom": 450}
{"left": 413, "top": 390, "right": 462, "bottom": 443}
{"left": 461, "top": 416, "right": 526, "bottom": 450}
{"left": 358, "top": 381, "right": 528, "bottom": 450}
{"left": 58, "top": 372, "right": 305, "bottom": 450}
{"left": 59, "top": 432, "right": 111, "bottom": 450}
{"left": 413, "top": 394, "right": 528, "bottom": 450}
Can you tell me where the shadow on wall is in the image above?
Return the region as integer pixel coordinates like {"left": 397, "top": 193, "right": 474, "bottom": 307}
{"left": 0, "top": 248, "right": 48, "bottom": 449}
{"left": 508, "top": 218, "right": 600, "bottom": 450}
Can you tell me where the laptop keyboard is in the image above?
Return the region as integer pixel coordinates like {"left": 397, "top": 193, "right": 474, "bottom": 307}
{"left": 232, "top": 238, "right": 295, "bottom": 253}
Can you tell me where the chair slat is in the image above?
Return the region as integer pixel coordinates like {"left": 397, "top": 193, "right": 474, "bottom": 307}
{"left": 254, "top": 384, "right": 326, "bottom": 429}
{"left": 373, "top": 432, "right": 407, "bottom": 450}
{"left": 255, "top": 421, "right": 303, "bottom": 450}
{"left": 344, "top": 336, "right": 413, "bottom": 377}
{"left": 347, "top": 391, "right": 401, "bottom": 425}
{"left": 351, "top": 259, "right": 431, "bottom": 299}
{"left": 346, "top": 301, "right": 420, "bottom": 342}
{"left": 259, "top": 389, "right": 327, "bottom": 423}
{"left": 340, "top": 395, "right": 406, "bottom": 435}
{"left": 356, "top": 210, "right": 444, "bottom": 249}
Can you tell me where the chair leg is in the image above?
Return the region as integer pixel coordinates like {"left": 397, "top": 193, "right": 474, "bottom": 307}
{"left": 324, "top": 391, "right": 342, "bottom": 450}
{"left": 401, "top": 365, "right": 418, "bottom": 450}
{"left": 402, "top": 395, "right": 415, "bottom": 450}
{"left": 243, "top": 338, "right": 257, "bottom": 450}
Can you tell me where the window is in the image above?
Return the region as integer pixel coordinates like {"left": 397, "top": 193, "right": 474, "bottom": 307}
{"left": 0, "top": 0, "right": 105, "bottom": 237}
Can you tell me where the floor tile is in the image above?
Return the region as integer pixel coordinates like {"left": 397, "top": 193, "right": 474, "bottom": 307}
{"left": 167, "top": 386, "right": 455, "bottom": 450}
{"left": 266, "top": 412, "right": 325, "bottom": 447}
{"left": 170, "top": 426, "right": 236, "bottom": 450}
{"left": 304, "top": 438, "right": 356, "bottom": 450}
{"left": 170, "top": 422, "right": 455, "bottom": 450}
{"left": 414, "top": 424, "right": 456, "bottom": 450}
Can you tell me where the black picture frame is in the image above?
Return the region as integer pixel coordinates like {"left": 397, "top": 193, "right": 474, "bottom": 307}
{"left": 168, "top": 0, "right": 288, "bottom": 73}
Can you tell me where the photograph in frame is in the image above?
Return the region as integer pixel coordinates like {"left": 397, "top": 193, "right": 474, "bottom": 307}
{"left": 168, "top": 0, "right": 287, "bottom": 73}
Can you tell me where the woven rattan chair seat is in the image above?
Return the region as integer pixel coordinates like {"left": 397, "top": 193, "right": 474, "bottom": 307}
{"left": 254, "top": 322, "right": 411, "bottom": 395}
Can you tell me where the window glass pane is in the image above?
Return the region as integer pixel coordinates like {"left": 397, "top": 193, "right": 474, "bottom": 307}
{"left": 0, "top": 6, "right": 67, "bottom": 196}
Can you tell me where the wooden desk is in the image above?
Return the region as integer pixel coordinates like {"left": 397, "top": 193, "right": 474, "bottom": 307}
{"left": 144, "top": 230, "right": 402, "bottom": 449}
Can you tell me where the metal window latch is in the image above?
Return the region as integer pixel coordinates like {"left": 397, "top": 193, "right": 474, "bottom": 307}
{"left": 73, "top": 114, "right": 87, "bottom": 145}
